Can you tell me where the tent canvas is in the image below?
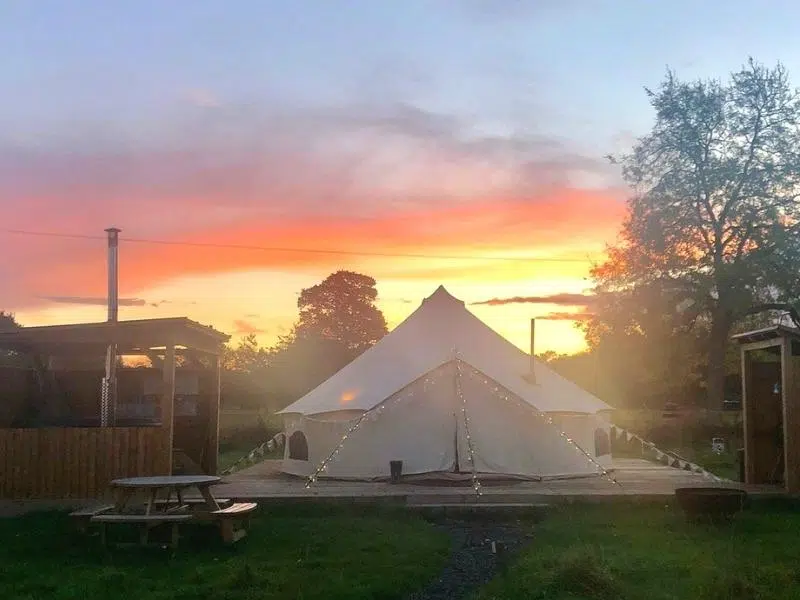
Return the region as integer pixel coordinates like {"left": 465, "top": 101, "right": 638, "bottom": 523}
{"left": 278, "top": 286, "right": 614, "bottom": 480}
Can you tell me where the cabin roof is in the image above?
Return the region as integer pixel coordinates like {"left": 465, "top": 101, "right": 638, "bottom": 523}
{"left": 731, "top": 324, "right": 800, "bottom": 345}
{"left": 0, "top": 317, "right": 230, "bottom": 355}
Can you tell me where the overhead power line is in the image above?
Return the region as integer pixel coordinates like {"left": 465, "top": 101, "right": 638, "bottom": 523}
{"left": 0, "top": 228, "right": 596, "bottom": 263}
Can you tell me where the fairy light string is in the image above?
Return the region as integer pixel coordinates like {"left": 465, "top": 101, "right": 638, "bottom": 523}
{"left": 303, "top": 358, "right": 635, "bottom": 491}
{"left": 464, "top": 364, "right": 622, "bottom": 487}
{"left": 304, "top": 367, "right": 442, "bottom": 489}
{"left": 453, "top": 354, "right": 483, "bottom": 497}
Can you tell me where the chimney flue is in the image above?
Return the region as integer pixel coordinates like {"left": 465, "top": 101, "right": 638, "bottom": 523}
{"left": 105, "top": 228, "right": 120, "bottom": 322}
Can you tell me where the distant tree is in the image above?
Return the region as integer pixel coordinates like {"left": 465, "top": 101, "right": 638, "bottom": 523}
{"left": 267, "top": 271, "right": 388, "bottom": 405}
{"left": 292, "top": 271, "right": 388, "bottom": 353}
{"left": 591, "top": 58, "right": 800, "bottom": 408}
{"left": 0, "top": 311, "right": 18, "bottom": 331}
{"left": 0, "top": 311, "right": 23, "bottom": 367}
{"left": 223, "top": 333, "right": 270, "bottom": 373}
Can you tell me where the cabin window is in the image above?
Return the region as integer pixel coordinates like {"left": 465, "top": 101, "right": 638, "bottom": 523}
{"left": 289, "top": 430, "right": 309, "bottom": 461}
{"left": 594, "top": 428, "right": 611, "bottom": 457}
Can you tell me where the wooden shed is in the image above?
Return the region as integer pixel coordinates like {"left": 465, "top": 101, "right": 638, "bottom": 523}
{"left": 0, "top": 317, "right": 229, "bottom": 499}
{"left": 733, "top": 325, "right": 800, "bottom": 493}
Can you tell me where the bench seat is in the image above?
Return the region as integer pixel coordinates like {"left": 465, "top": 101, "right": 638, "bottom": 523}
{"left": 69, "top": 505, "right": 115, "bottom": 532}
{"left": 211, "top": 502, "right": 257, "bottom": 516}
{"left": 91, "top": 514, "right": 192, "bottom": 523}
{"left": 153, "top": 498, "right": 231, "bottom": 509}
{"left": 91, "top": 513, "right": 192, "bottom": 547}
{"left": 211, "top": 502, "right": 258, "bottom": 543}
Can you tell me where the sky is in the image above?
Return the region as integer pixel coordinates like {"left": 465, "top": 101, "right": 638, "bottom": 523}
{"left": 4, "top": 0, "right": 800, "bottom": 354}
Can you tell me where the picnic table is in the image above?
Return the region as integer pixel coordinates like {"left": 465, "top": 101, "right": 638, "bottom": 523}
{"left": 111, "top": 474, "right": 223, "bottom": 515}
{"left": 71, "top": 475, "right": 257, "bottom": 547}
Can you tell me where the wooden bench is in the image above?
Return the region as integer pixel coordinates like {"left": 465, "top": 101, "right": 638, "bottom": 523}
{"left": 69, "top": 505, "right": 114, "bottom": 533}
{"left": 153, "top": 497, "right": 232, "bottom": 510}
{"left": 211, "top": 502, "right": 258, "bottom": 544}
{"left": 91, "top": 513, "right": 193, "bottom": 548}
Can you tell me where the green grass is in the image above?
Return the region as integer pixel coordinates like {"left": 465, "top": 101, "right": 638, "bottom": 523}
{"left": 0, "top": 504, "right": 449, "bottom": 600}
{"left": 475, "top": 502, "right": 800, "bottom": 600}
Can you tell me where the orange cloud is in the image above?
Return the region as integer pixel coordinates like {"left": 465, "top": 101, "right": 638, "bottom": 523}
{"left": 0, "top": 102, "right": 626, "bottom": 314}
{"left": 232, "top": 319, "right": 266, "bottom": 335}
{"left": 2, "top": 187, "right": 623, "bottom": 309}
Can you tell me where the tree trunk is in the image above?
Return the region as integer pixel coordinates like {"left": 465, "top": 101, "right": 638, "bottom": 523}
{"left": 706, "top": 308, "right": 733, "bottom": 409}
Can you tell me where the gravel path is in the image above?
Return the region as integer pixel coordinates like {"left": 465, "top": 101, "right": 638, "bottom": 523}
{"left": 406, "top": 517, "right": 534, "bottom": 600}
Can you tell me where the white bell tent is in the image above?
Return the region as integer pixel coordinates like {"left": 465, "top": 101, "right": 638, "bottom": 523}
{"left": 277, "top": 286, "right": 614, "bottom": 481}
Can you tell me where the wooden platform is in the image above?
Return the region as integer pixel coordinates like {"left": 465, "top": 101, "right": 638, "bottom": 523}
{"left": 216, "top": 459, "right": 784, "bottom": 504}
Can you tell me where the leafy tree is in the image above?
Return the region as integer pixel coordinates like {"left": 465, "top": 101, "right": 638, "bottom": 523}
{"left": 0, "top": 310, "right": 18, "bottom": 331}
{"left": 267, "top": 271, "right": 388, "bottom": 404}
{"left": 0, "top": 311, "right": 23, "bottom": 367}
{"left": 292, "top": 271, "right": 388, "bottom": 353}
{"left": 223, "top": 333, "right": 270, "bottom": 373}
{"left": 592, "top": 59, "right": 800, "bottom": 408}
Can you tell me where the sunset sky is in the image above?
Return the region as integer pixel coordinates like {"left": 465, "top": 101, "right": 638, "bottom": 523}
{"left": 4, "top": 1, "right": 800, "bottom": 354}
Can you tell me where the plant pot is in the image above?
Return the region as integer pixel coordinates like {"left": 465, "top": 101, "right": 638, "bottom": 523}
{"left": 390, "top": 460, "right": 403, "bottom": 483}
{"left": 675, "top": 487, "right": 748, "bottom": 524}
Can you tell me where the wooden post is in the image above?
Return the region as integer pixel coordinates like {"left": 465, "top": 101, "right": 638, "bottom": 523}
{"left": 781, "top": 337, "right": 799, "bottom": 492}
{"left": 741, "top": 347, "right": 756, "bottom": 484}
{"left": 162, "top": 344, "right": 176, "bottom": 475}
{"left": 206, "top": 353, "right": 221, "bottom": 475}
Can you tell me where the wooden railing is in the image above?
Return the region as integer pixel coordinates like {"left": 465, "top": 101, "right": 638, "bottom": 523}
{"left": 0, "top": 427, "right": 171, "bottom": 499}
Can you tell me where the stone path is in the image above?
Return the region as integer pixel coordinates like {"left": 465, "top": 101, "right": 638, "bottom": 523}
{"left": 406, "top": 517, "right": 534, "bottom": 600}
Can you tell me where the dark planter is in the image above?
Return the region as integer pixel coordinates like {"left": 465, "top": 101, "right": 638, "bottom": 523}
{"left": 675, "top": 487, "right": 748, "bottom": 524}
{"left": 390, "top": 460, "right": 403, "bottom": 483}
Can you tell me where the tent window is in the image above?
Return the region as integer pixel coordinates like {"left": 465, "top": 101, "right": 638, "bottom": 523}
{"left": 594, "top": 428, "right": 610, "bottom": 457}
{"left": 289, "top": 431, "right": 309, "bottom": 461}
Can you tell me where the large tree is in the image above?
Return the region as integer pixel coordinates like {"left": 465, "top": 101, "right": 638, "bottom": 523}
{"left": 292, "top": 270, "right": 387, "bottom": 354}
{"left": 268, "top": 271, "right": 388, "bottom": 404}
{"left": 591, "top": 59, "right": 800, "bottom": 408}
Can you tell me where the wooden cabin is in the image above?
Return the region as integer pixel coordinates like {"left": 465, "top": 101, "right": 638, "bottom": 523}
{"left": 0, "top": 317, "right": 229, "bottom": 499}
{"left": 733, "top": 325, "right": 800, "bottom": 492}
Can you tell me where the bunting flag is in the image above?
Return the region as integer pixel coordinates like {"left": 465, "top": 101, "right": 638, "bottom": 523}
{"left": 221, "top": 432, "right": 287, "bottom": 476}
{"left": 610, "top": 424, "right": 729, "bottom": 483}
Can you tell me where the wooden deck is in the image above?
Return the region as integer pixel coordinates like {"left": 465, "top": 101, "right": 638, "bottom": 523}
{"left": 216, "top": 459, "right": 784, "bottom": 504}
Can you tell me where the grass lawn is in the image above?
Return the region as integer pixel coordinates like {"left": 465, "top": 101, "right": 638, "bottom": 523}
{"left": 476, "top": 501, "right": 800, "bottom": 600}
{"left": 0, "top": 504, "right": 449, "bottom": 600}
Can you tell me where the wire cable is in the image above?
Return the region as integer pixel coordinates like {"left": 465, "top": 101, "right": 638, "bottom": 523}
{"left": 0, "top": 228, "right": 596, "bottom": 263}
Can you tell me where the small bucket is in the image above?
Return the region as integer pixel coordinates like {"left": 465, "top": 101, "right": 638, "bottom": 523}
{"left": 390, "top": 460, "right": 403, "bottom": 483}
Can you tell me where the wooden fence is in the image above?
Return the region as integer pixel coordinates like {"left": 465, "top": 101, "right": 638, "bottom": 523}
{"left": 0, "top": 427, "right": 171, "bottom": 499}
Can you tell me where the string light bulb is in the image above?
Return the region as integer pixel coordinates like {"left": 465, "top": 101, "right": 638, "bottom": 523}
{"left": 462, "top": 364, "right": 623, "bottom": 488}
{"left": 454, "top": 355, "right": 483, "bottom": 497}
{"left": 304, "top": 370, "right": 443, "bottom": 489}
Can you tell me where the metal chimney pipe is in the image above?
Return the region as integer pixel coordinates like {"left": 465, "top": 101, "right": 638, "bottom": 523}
{"left": 529, "top": 318, "right": 537, "bottom": 384}
{"left": 101, "top": 227, "right": 120, "bottom": 427}
{"left": 105, "top": 228, "right": 120, "bottom": 322}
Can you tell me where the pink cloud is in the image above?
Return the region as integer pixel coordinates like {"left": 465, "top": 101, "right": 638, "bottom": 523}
{"left": 0, "top": 102, "right": 625, "bottom": 311}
